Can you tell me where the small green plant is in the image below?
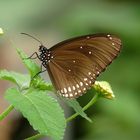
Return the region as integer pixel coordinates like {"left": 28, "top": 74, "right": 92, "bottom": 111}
{"left": 0, "top": 29, "right": 115, "bottom": 140}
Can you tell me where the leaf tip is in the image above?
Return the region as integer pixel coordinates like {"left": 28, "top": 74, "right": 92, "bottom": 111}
{"left": 87, "top": 117, "right": 93, "bottom": 123}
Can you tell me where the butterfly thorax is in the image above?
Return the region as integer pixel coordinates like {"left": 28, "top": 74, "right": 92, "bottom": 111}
{"left": 39, "top": 45, "right": 53, "bottom": 67}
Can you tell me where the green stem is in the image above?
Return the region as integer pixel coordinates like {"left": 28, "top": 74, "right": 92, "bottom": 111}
{"left": 24, "top": 134, "right": 44, "bottom": 140}
{"left": 25, "top": 93, "right": 99, "bottom": 140}
{"left": 66, "top": 92, "right": 99, "bottom": 122}
{"left": 0, "top": 105, "right": 14, "bottom": 121}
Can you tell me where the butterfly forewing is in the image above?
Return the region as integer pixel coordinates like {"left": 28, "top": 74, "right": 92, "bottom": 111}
{"left": 47, "top": 34, "right": 122, "bottom": 98}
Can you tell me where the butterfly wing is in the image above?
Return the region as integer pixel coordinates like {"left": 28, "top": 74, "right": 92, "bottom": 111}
{"left": 47, "top": 34, "right": 122, "bottom": 98}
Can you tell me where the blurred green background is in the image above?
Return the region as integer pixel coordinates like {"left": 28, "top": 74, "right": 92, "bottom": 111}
{"left": 0, "top": 0, "right": 140, "bottom": 140}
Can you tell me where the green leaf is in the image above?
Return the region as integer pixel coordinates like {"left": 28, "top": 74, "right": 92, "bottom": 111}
{"left": 32, "top": 78, "right": 54, "bottom": 91}
{"left": 93, "top": 81, "right": 115, "bottom": 99}
{"left": 5, "top": 88, "right": 66, "bottom": 140}
{"left": 0, "top": 70, "right": 30, "bottom": 87}
{"left": 63, "top": 98, "right": 92, "bottom": 122}
{"left": 16, "top": 48, "right": 40, "bottom": 78}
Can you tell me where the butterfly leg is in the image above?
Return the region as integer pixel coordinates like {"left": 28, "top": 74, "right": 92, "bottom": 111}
{"left": 24, "top": 52, "right": 40, "bottom": 60}
{"left": 32, "top": 64, "right": 47, "bottom": 79}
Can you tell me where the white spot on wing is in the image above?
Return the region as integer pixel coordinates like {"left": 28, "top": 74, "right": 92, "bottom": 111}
{"left": 73, "top": 86, "right": 76, "bottom": 90}
{"left": 89, "top": 80, "right": 92, "bottom": 84}
{"left": 89, "top": 51, "right": 92, "bottom": 54}
{"left": 78, "top": 90, "right": 81, "bottom": 93}
{"left": 112, "top": 43, "right": 115, "bottom": 46}
{"left": 68, "top": 87, "right": 71, "bottom": 92}
{"left": 97, "top": 71, "right": 100, "bottom": 75}
{"left": 84, "top": 78, "right": 88, "bottom": 81}
{"left": 76, "top": 84, "right": 80, "bottom": 88}
{"left": 70, "top": 93, "right": 73, "bottom": 97}
{"left": 80, "top": 82, "right": 83, "bottom": 86}
{"left": 85, "top": 83, "right": 88, "bottom": 86}
{"left": 88, "top": 72, "right": 91, "bottom": 75}
{"left": 64, "top": 88, "right": 67, "bottom": 93}
{"left": 65, "top": 94, "right": 68, "bottom": 97}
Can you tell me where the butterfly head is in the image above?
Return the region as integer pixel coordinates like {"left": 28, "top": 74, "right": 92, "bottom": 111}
{"left": 39, "top": 45, "right": 48, "bottom": 53}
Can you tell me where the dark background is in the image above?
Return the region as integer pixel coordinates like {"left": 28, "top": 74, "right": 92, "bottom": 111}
{"left": 0, "top": 0, "right": 140, "bottom": 140}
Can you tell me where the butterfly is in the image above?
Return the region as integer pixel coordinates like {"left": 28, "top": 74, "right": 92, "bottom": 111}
{"left": 22, "top": 33, "right": 122, "bottom": 98}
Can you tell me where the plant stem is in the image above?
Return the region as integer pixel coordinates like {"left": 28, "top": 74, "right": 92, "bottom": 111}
{"left": 0, "top": 105, "right": 14, "bottom": 121}
{"left": 66, "top": 92, "right": 99, "bottom": 122}
{"left": 24, "top": 133, "right": 44, "bottom": 140}
{"left": 25, "top": 93, "right": 99, "bottom": 140}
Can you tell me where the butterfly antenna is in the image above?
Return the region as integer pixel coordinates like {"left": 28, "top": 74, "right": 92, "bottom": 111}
{"left": 21, "top": 32, "right": 43, "bottom": 45}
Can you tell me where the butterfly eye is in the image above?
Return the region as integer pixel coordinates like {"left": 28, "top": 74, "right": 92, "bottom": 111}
{"left": 39, "top": 45, "right": 43, "bottom": 52}
{"left": 39, "top": 46, "right": 48, "bottom": 53}
{"left": 43, "top": 47, "right": 47, "bottom": 51}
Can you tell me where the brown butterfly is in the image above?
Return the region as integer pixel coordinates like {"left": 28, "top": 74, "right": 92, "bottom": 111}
{"left": 22, "top": 33, "right": 122, "bottom": 98}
